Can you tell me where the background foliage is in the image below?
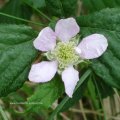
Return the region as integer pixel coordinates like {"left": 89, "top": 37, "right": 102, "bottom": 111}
{"left": 0, "top": 0, "right": 120, "bottom": 120}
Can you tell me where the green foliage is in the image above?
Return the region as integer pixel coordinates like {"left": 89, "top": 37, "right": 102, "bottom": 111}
{"left": 0, "top": 24, "right": 38, "bottom": 97}
{"left": 27, "top": 76, "right": 64, "bottom": 111}
{"left": 25, "top": 0, "right": 46, "bottom": 8}
{"left": 44, "top": 0, "right": 64, "bottom": 17}
{"left": 0, "top": 0, "right": 120, "bottom": 119}
{"left": 23, "top": 0, "right": 77, "bottom": 18}
{"left": 0, "top": 0, "right": 31, "bottom": 24}
{"left": 87, "top": 78, "right": 100, "bottom": 110}
{"left": 87, "top": 76, "right": 114, "bottom": 112}
{"left": 82, "top": 0, "right": 120, "bottom": 13}
{"left": 61, "top": 0, "right": 77, "bottom": 17}
{"left": 45, "top": 0, "right": 77, "bottom": 17}
{"left": 94, "top": 77, "right": 114, "bottom": 98}
{"left": 76, "top": 8, "right": 120, "bottom": 89}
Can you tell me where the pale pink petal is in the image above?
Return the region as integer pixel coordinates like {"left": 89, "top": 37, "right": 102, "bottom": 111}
{"left": 28, "top": 61, "right": 58, "bottom": 83}
{"left": 76, "top": 34, "right": 108, "bottom": 59}
{"left": 62, "top": 66, "right": 79, "bottom": 97}
{"left": 55, "top": 18, "right": 80, "bottom": 42}
{"left": 33, "top": 27, "right": 57, "bottom": 51}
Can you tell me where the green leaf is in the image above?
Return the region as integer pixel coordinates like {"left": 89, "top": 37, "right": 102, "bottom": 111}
{"left": 26, "top": 76, "right": 64, "bottom": 112}
{"left": 0, "top": 0, "right": 32, "bottom": 24}
{"left": 44, "top": 0, "right": 77, "bottom": 17}
{"left": 93, "top": 77, "right": 114, "bottom": 98}
{"left": 82, "top": 0, "right": 120, "bottom": 13}
{"left": 76, "top": 8, "right": 120, "bottom": 89}
{"left": 0, "top": 24, "right": 38, "bottom": 97}
{"left": 87, "top": 78, "right": 101, "bottom": 110}
{"left": 87, "top": 76, "right": 114, "bottom": 110}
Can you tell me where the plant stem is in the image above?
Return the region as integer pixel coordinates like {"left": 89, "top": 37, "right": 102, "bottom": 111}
{"left": 79, "top": 100, "right": 88, "bottom": 120}
{"left": 0, "top": 105, "right": 8, "bottom": 120}
{"left": 93, "top": 77, "right": 107, "bottom": 120}
{"left": 113, "top": 88, "right": 120, "bottom": 104}
{"left": 0, "top": 12, "right": 45, "bottom": 26}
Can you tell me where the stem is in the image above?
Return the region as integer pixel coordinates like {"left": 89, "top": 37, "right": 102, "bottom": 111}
{"left": 87, "top": 78, "right": 101, "bottom": 120}
{"left": 79, "top": 100, "right": 88, "bottom": 120}
{"left": 23, "top": 1, "right": 52, "bottom": 22}
{"left": 0, "top": 12, "right": 45, "bottom": 26}
{"left": 113, "top": 88, "right": 120, "bottom": 104}
{"left": 60, "top": 113, "right": 70, "bottom": 120}
{"left": 0, "top": 105, "right": 8, "bottom": 120}
{"left": 48, "top": 69, "right": 92, "bottom": 120}
{"left": 50, "top": 97, "right": 69, "bottom": 120}
{"left": 93, "top": 77, "right": 107, "bottom": 120}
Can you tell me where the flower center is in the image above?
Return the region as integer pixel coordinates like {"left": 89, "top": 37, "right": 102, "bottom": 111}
{"left": 53, "top": 42, "right": 79, "bottom": 69}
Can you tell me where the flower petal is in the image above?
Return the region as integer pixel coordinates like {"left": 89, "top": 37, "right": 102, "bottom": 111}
{"left": 28, "top": 61, "right": 58, "bottom": 83}
{"left": 77, "top": 34, "right": 108, "bottom": 59}
{"left": 55, "top": 18, "right": 80, "bottom": 42}
{"left": 62, "top": 66, "right": 79, "bottom": 97}
{"left": 33, "top": 27, "right": 57, "bottom": 51}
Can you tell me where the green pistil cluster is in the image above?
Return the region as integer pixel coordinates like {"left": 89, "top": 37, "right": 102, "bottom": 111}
{"left": 53, "top": 42, "right": 79, "bottom": 69}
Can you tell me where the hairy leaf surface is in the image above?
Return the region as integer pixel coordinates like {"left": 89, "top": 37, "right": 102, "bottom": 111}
{"left": 77, "top": 8, "right": 120, "bottom": 89}
{"left": 0, "top": 24, "right": 38, "bottom": 97}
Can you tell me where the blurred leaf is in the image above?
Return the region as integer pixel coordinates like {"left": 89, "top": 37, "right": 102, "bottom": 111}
{"left": 27, "top": 76, "right": 64, "bottom": 112}
{"left": 87, "top": 78, "right": 100, "bottom": 110}
{"left": 0, "top": 0, "right": 32, "bottom": 24}
{"left": 61, "top": 0, "right": 77, "bottom": 17}
{"left": 0, "top": 24, "right": 38, "bottom": 97}
{"left": 44, "top": 0, "right": 64, "bottom": 17}
{"left": 76, "top": 8, "right": 120, "bottom": 89}
{"left": 25, "top": 0, "right": 46, "bottom": 8}
{"left": 82, "top": 0, "right": 120, "bottom": 13}
{"left": 94, "top": 77, "right": 114, "bottom": 98}
{"left": 87, "top": 76, "right": 114, "bottom": 111}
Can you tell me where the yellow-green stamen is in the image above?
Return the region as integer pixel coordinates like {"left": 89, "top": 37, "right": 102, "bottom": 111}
{"left": 53, "top": 42, "right": 79, "bottom": 69}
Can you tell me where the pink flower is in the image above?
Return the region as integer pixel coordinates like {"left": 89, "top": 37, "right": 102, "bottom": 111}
{"left": 28, "top": 18, "right": 108, "bottom": 97}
